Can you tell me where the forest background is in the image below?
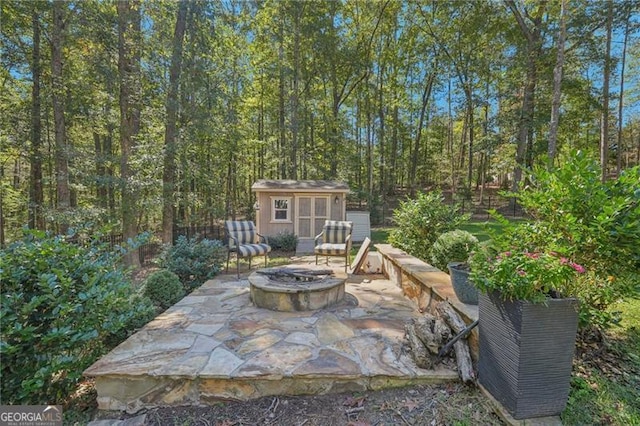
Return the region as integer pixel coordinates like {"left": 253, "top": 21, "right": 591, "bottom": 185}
{"left": 2, "top": 0, "right": 639, "bottom": 268}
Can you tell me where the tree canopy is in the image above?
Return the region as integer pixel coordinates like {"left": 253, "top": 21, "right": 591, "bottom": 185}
{"left": 2, "top": 0, "right": 639, "bottom": 255}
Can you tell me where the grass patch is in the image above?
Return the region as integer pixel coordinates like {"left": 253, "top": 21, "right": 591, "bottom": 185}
{"left": 370, "top": 227, "right": 392, "bottom": 245}
{"left": 562, "top": 297, "right": 640, "bottom": 425}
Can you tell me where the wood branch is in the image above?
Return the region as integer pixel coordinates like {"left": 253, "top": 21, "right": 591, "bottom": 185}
{"left": 504, "top": 0, "right": 533, "bottom": 44}
{"left": 453, "top": 339, "right": 475, "bottom": 384}
{"left": 436, "top": 302, "right": 468, "bottom": 334}
{"left": 436, "top": 302, "right": 475, "bottom": 383}
{"left": 405, "top": 323, "right": 433, "bottom": 369}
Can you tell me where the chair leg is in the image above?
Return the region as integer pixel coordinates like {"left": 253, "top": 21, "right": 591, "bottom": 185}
{"left": 226, "top": 251, "right": 230, "bottom": 273}
{"left": 315, "top": 255, "right": 318, "bottom": 265}
{"left": 248, "top": 256, "right": 252, "bottom": 271}
{"left": 264, "top": 254, "right": 268, "bottom": 267}
{"left": 236, "top": 255, "right": 240, "bottom": 279}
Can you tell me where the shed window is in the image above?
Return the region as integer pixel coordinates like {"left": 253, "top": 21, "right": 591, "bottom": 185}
{"left": 271, "top": 197, "right": 291, "bottom": 222}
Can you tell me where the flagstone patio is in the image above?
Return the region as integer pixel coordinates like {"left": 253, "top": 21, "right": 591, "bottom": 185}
{"left": 84, "top": 258, "right": 458, "bottom": 413}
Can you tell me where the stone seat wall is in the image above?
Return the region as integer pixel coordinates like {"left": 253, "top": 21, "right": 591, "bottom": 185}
{"left": 374, "top": 244, "right": 479, "bottom": 359}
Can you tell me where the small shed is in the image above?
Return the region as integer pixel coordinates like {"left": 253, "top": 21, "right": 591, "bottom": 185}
{"left": 252, "top": 180, "right": 350, "bottom": 253}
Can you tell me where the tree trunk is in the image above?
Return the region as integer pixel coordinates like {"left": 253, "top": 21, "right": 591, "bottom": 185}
{"left": 118, "top": 0, "right": 141, "bottom": 268}
{"left": 616, "top": 6, "right": 630, "bottom": 175}
{"left": 548, "top": 0, "right": 566, "bottom": 168}
{"left": 162, "top": 0, "right": 188, "bottom": 244}
{"left": 506, "top": 0, "right": 545, "bottom": 202}
{"left": 410, "top": 71, "right": 435, "bottom": 190}
{"left": 52, "top": 0, "right": 70, "bottom": 234}
{"left": 601, "top": 0, "right": 612, "bottom": 182}
{"left": 29, "top": 8, "right": 44, "bottom": 230}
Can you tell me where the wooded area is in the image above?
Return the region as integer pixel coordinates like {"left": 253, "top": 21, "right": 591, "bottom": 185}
{"left": 1, "top": 0, "right": 639, "bottom": 263}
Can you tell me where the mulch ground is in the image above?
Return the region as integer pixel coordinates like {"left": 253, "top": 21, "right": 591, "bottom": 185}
{"left": 91, "top": 383, "right": 503, "bottom": 426}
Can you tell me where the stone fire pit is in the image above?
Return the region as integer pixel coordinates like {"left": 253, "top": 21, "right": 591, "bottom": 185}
{"left": 248, "top": 266, "right": 346, "bottom": 311}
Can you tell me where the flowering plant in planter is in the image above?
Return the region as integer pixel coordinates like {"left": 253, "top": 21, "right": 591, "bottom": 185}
{"left": 469, "top": 247, "right": 586, "bottom": 303}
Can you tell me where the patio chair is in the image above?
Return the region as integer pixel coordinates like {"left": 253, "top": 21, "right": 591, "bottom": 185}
{"left": 314, "top": 220, "right": 353, "bottom": 272}
{"left": 225, "top": 220, "right": 271, "bottom": 278}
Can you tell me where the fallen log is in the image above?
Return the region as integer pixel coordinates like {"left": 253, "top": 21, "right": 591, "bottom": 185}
{"left": 413, "top": 315, "right": 451, "bottom": 355}
{"left": 405, "top": 323, "right": 433, "bottom": 369}
{"left": 436, "top": 302, "right": 476, "bottom": 384}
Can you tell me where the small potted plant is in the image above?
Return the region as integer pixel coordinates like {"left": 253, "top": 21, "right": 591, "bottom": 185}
{"left": 431, "top": 229, "right": 479, "bottom": 304}
{"left": 469, "top": 241, "right": 585, "bottom": 419}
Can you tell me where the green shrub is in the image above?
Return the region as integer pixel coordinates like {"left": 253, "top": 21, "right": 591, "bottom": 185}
{"left": 388, "top": 191, "right": 470, "bottom": 261}
{"left": 482, "top": 152, "right": 640, "bottom": 330}
{"left": 268, "top": 230, "right": 298, "bottom": 252}
{"left": 430, "top": 230, "right": 479, "bottom": 271}
{"left": 0, "top": 230, "right": 144, "bottom": 404}
{"left": 103, "top": 293, "right": 156, "bottom": 348}
{"left": 158, "top": 235, "right": 226, "bottom": 291}
{"left": 143, "top": 270, "right": 185, "bottom": 310}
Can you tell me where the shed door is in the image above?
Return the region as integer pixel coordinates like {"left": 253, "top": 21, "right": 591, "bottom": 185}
{"left": 296, "top": 196, "right": 329, "bottom": 239}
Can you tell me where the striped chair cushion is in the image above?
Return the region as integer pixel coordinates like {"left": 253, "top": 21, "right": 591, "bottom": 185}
{"left": 237, "top": 243, "right": 271, "bottom": 257}
{"left": 315, "top": 243, "right": 348, "bottom": 256}
{"left": 322, "top": 220, "right": 353, "bottom": 244}
{"left": 225, "top": 220, "right": 257, "bottom": 247}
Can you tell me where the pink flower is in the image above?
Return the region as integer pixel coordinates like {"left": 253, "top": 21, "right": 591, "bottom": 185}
{"left": 517, "top": 269, "right": 526, "bottom": 276}
{"left": 570, "top": 262, "right": 586, "bottom": 274}
{"left": 504, "top": 251, "right": 512, "bottom": 257}
{"left": 559, "top": 257, "right": 569, "bottom": 265}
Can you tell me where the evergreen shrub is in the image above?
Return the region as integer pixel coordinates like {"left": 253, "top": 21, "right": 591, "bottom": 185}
{"left": 158, "top": 235, "right": 226, "bottom": 291}
{"left": 268, "top": 230, "right": 298, "bottom": 252}
{"left": 143, "top": 270, "right": 185, "bottom": 310}
{"left": 0, "top": 230, "right": 145, "bottom": 404}
{"left": 430, "top": 229, "right": 479, "bottom": 271}
{"left": 388, "top": 191, "right": 470, "bottom": 261}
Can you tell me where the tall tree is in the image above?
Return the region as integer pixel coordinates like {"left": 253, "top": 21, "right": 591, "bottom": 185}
{"left": 616, "top": 3, "right": 631, "bottom": 175}
{"left": 547, "top": 0, "right": 567, "bottom": 168}
{"left": 161, "top": 0, "right": 188, "bottom": 244}
{"left": 118, "top": 0, "right": 141, "bottom": 267}
{"left": 51, "top": 0, "right": 70, "bottom": 233}
{"left": 601, "top": 0, "right": 613, "bottom": 182}
{"left": 28, "top": 6, "right": 44, "bottom": 230}
{"left": 505, "top": 0, "right": 547, "bottom": 195}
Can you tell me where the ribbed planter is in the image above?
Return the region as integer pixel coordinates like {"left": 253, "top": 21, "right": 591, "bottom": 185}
{"left": 447, "top": 262, "right": 478, "bottom": 305}
{"left": 478, "top": 291, "right": 579, "bottom": 420}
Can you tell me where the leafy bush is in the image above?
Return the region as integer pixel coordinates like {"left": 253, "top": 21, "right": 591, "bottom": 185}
{"left": 430, "top": 230, "right": 479, "bottom": 271}
{"left": 268, "top": 230, "right": 298, "bottom": 252}
{"left": 143, "top": 270, "right": 185, "bottom": 310}
{"left": 158, "top": 235, "right": 226, "bottom": 291}
{"left": 103, "top": 293, "right": 156, "bottom": 348}
{"left": 0, "top": 230, "right": 145, "bottom": 404}
{"left": 474, "top": 152, "right": 640, "bottom": 330}
{"left": 388, "top": 191, "right": 470, "bottom": 261}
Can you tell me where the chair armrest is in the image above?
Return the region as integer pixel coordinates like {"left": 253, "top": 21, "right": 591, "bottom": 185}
{"left": 257, "top": 232, "right": 269, "bottom": 245}
{"left": 345, "top": 234, "right": 352, "bottom": 249}
{"left": 228, "top": 235, "right": 239, "bottom": 249}
{"left": 314, "top": 231, "right": 325, "bottom": 245}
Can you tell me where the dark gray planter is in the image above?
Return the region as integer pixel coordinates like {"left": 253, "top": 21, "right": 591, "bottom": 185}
{"left": 478, "top": 291, "right": 579, "bottom": 420}
{"left": 447, "top": 262, "right": 478, "bottom": 305}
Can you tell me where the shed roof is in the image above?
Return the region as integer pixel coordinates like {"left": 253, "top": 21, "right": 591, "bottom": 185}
{"left": 252, "top": 179, "right": 349, "bottom": 193}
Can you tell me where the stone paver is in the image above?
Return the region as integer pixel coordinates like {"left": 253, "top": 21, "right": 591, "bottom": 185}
{"left": 84, "top": 259, "right": 459, "bottom": 412}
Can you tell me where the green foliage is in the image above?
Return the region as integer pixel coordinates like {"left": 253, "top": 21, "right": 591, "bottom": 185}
{"left": 470, "top": 249, "right": 585, "bottom": 303}
{"left": 470, "top": 153, "right": 640, "bottom": 329}
{"left": 102, "top": 293, "right": 156, "bottom": 349}
{"left": 0, "top": 230, "right": 144, "bottom": 404}
{"left": 158, "top": 236, "right": 226, "bottom": 291}
{"left": 143, "top": 270, "right": 185, "bottom": 310}
{"left": 267, "top": 230, "right": 298, "bottom": 252}
{"left": 388, "top": 191, "right": 470, "bottom": 262}
{"left": 430, "top": 230, "right": 479, "bottom": 272}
